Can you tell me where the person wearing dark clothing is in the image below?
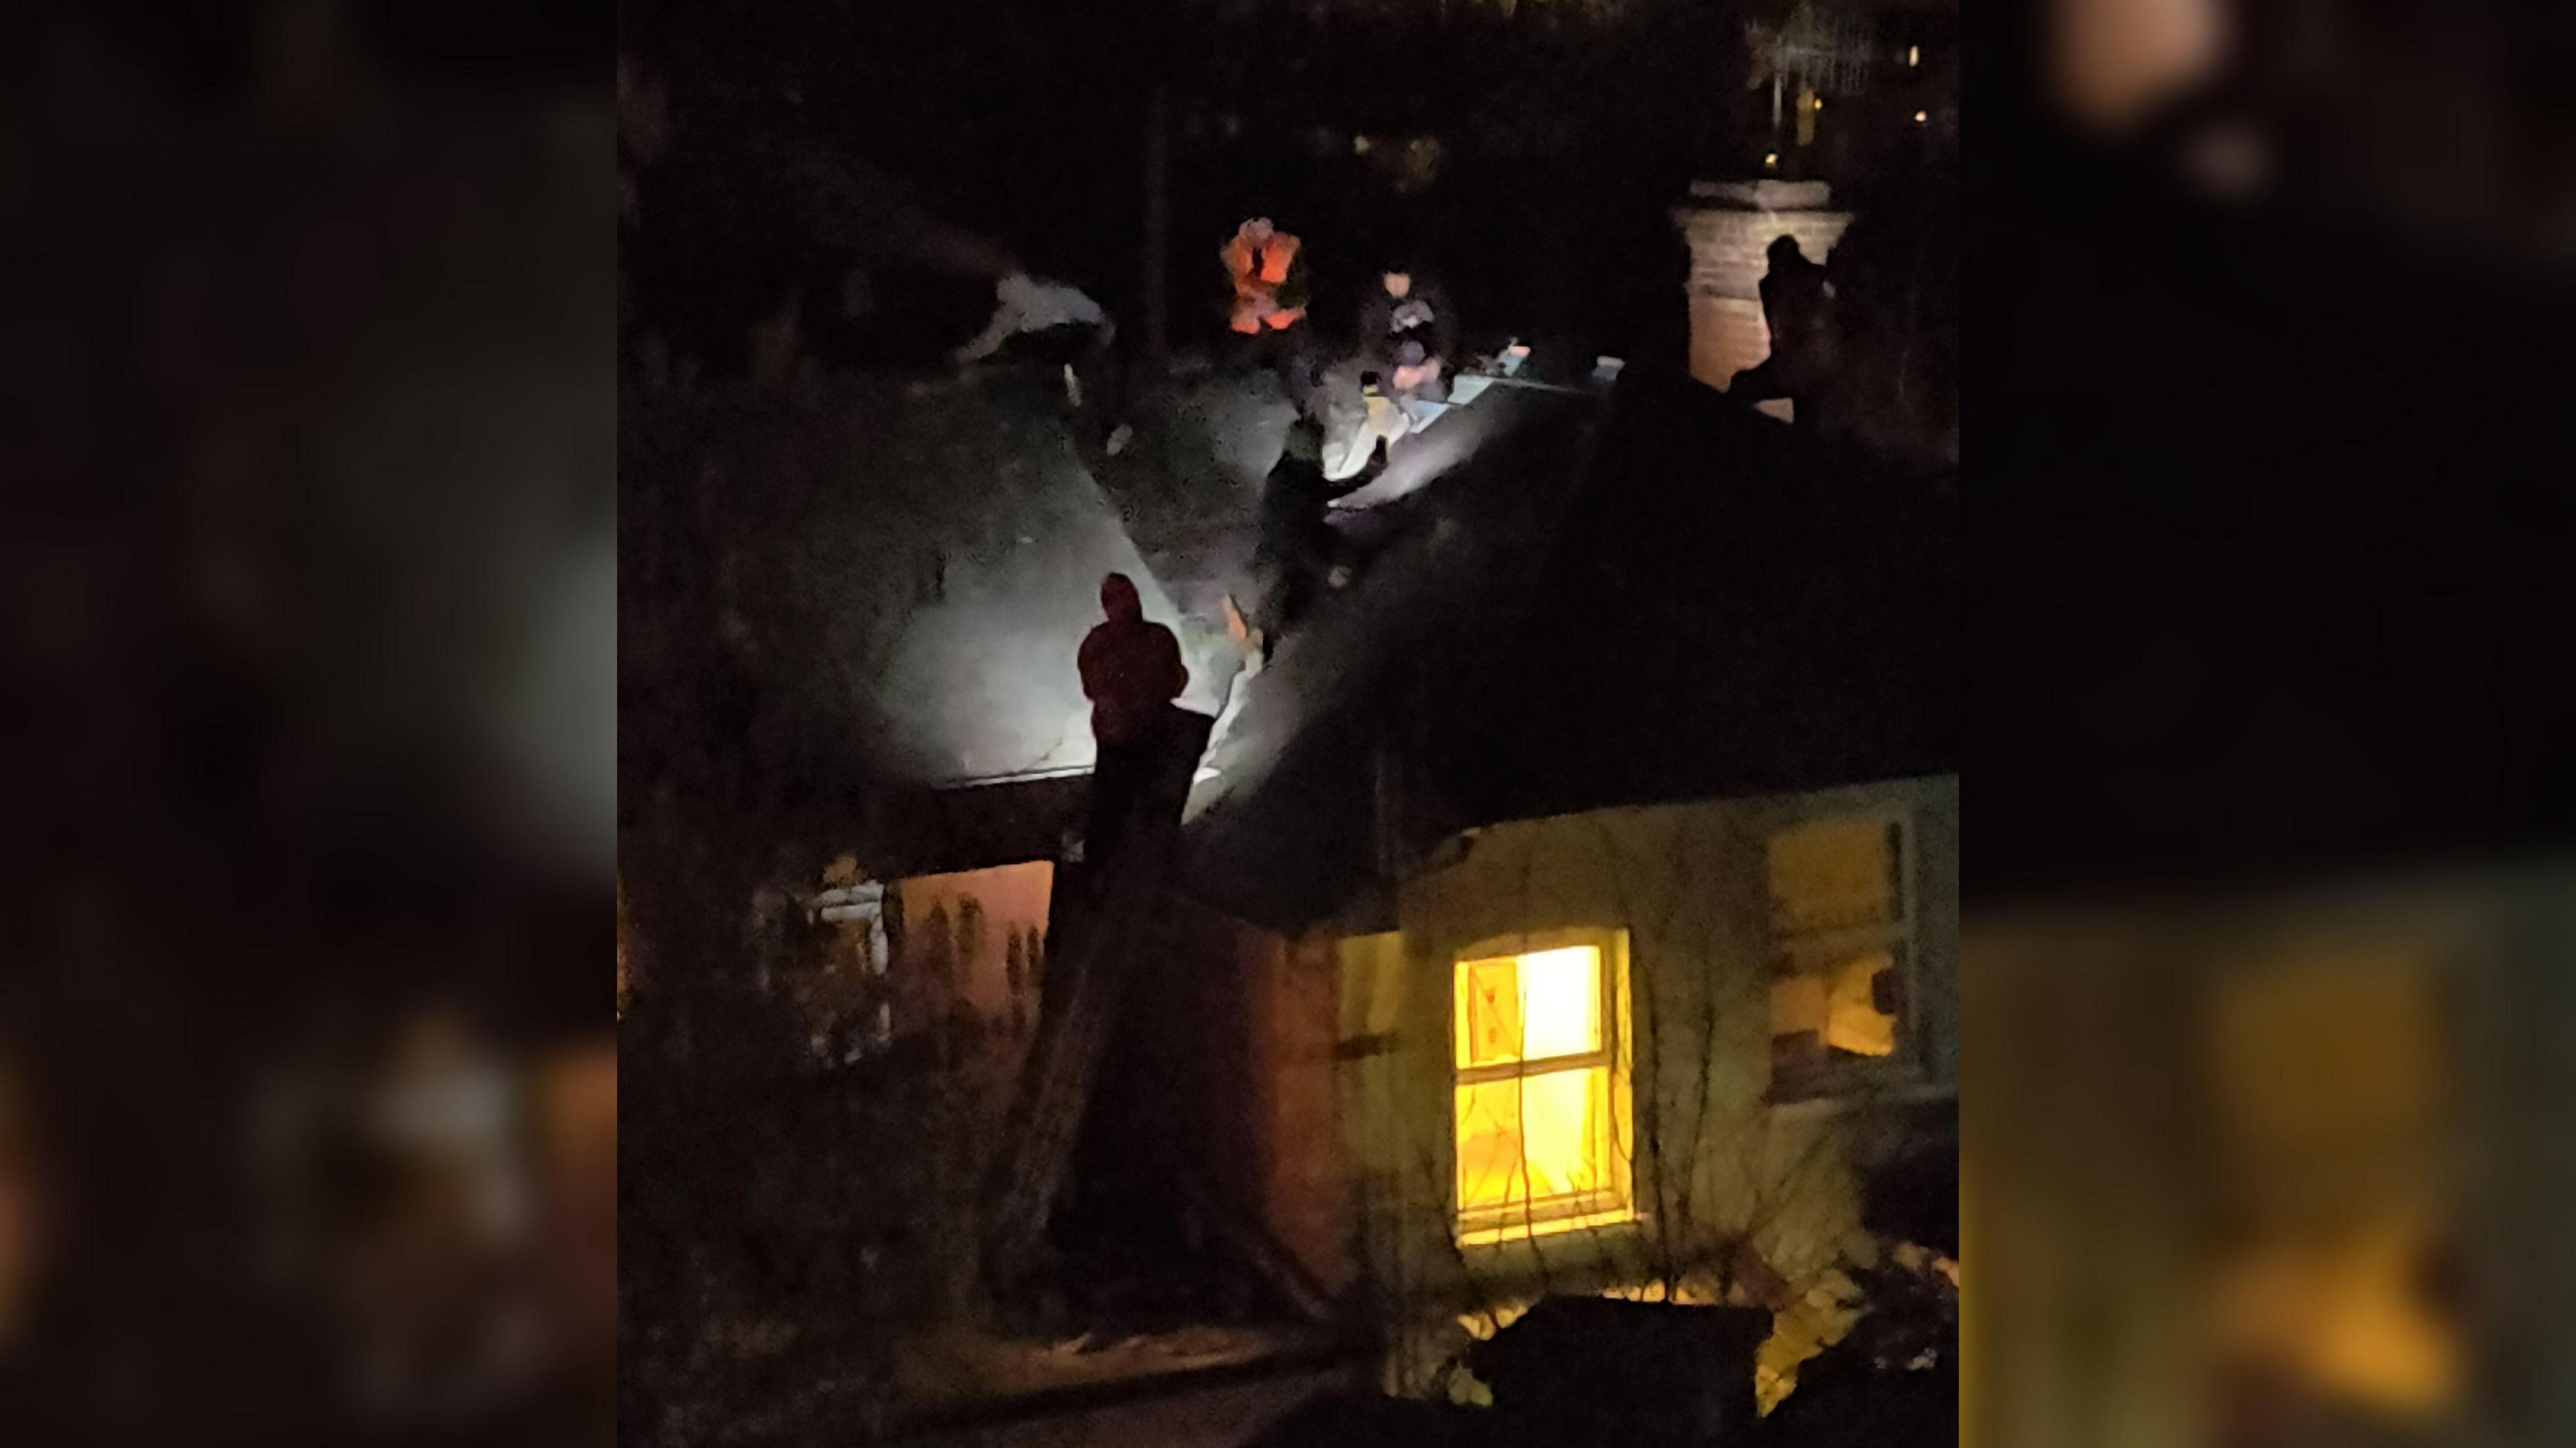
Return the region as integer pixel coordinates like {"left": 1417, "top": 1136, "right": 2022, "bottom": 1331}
{"left": 1252, "top": 417, "right": 1338, "bottom": 659}
{"left": 1759, "top": 235, "right": 1832, "bottom": 372}
{"left": 1733, "top": 234, "right": 1835, "bottom": 417}
{"left": 1356, "top": 269, "right": 1458, "bottom": 375}
{"left": 1078, "top": 574, "right": 1188, "bottom": 865}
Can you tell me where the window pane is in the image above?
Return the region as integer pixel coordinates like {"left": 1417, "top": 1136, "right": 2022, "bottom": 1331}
{"left": 1517, "top": 947, "right": 1601, "bottom": 1061}
{"left": 1770, "top": 951, "right": 1900, "bottom": 1064}
{"left": 1519, "top": 1066, "right": 1605, "bottom": 1198}
{"left": 1455, "top": 1076, "right": 1525, "bottom": 1210}
{"left": 1456, "top": 946, "right": 1601, "bottom": 1070}
{"left": 1456, "top": 1066, "right": 1609, "bottom": 1212}
{"left": 1825, "top": 952, "right": 1898, "bottom": 1056}
{"left": 1456, "top": 956, "right": 1523, "bottom": 1069}
{"left": 1768, "top": 819, "right": 1897, "bottom": 936}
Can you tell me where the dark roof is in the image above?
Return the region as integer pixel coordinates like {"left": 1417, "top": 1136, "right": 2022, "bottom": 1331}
{"left": 1441, "top": 374, "right": 1958, "bottom": 825}
{"left": 1183, "top": 373, "right": 1957, "bottom": 931}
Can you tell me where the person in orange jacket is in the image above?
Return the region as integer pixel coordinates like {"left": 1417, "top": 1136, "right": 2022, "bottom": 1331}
{"left": 1223, "top": 217, "right": 1309, "bottom": 333}
{"left": 1221, "top": 217, "right": 1316, "bottom": 405}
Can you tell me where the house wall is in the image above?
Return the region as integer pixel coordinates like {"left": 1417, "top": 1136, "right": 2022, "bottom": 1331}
{"left": 888, "top": 862, "right": 1056, "bottom": 1224}
{"left": 1153, "top": 905, "right": 1354, "bottom": 1304}
{"left": 1225, "top": 928, "right": 1353, "bottom": 1299}
{"left": 896, "top": 862, "right": 1055, "bottom": 1048}
{"left": 1329, "top": 775, "right": 1957, "bottom": 1390}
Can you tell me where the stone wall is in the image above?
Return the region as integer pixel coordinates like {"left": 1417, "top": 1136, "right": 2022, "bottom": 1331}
{"left": 1672, "top": 180, "right": 1853, "bottom": 393}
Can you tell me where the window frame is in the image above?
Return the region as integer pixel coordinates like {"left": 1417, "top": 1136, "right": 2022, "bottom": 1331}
{"left": 1449, "top": 926, "right": 1637, "bottom": 1242}
{"left": 1764, "top": 810, "right": 1925, "bottom": 1105}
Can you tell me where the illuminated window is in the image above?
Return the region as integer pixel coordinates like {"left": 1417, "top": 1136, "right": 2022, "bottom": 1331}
{"left": 1453, "top": 934, "right": 1633, "bottom": 1240}
{"left": 1766, "top": 817, "right": 1913, "bottom": 1100}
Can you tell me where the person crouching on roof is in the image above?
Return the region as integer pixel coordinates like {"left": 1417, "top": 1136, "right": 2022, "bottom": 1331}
{"left": 955, "top": 270, "right": 1131, "bottom": 449}
{"left": 956, "top": 272, "right": 1113, "bottom": 387}
{"left": 1222, "top": 217, "right": 1316, "bottom": 408}
{"left": 1079, "top": 573, "right": 1189, "bottom": 869}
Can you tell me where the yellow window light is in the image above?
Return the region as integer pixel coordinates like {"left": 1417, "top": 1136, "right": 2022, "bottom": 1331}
{"left": 1455, "top": 946, "right": 1600, "bottom": 1068}
{"left": 1452, "top": 940, "right": 1631, "bottom": 1237}
{"left": 1767, "top": 818, "right": 1897, "bottom": 936}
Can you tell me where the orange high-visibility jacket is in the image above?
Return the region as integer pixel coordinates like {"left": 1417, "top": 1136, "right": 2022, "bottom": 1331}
{"left": 1223, "top": 229, "right": 1307, "bottom": 333}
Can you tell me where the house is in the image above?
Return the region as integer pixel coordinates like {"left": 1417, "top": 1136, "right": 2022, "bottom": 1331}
{"left": 1162, "top": 367, "right": 1957, "bottom": 1398}
{"left": 659, "top": 260, "right": 1955, "bottom": 1439}
{"left": 803, "top": 354, "right": 1954, "bottom": 1433}
{"left": 1318, "top": 774, "right": 1956, "bottom": 1394}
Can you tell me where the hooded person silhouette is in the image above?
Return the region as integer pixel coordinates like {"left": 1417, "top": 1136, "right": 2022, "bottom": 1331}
{"left": 1077, "top": 573, "right": 1187, "bottom": 862}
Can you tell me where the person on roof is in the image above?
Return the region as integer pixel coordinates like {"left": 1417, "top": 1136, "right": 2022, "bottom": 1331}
{"left": 1759, "top": 235, "right": 1832, "bottom": 373}
{"left": 1223, "top": 217, "right": 1309, "bottom": 335}
{"left": 1078, "top": 573, "right": 1189, "bottom": 865}
{"left": 1321, "top": 371, "right": 1412, "bottom": 485}
{"left": 1358, "top": 268, "right": 1456, "bottom": 377}
{"left": 1389, "top": 339, "right": 1446, "bottom": 425}
{"left": 953, "top": 271, "right": 1125, "bottom": 437}
{"left": 1222, "top": 217, "right": 1316, "bottom": 405}
{"left": 954, "top": 272, "right": 1113, "bottom": 367}
{"left": 1252, "top": 415, "right": 1338, "bottom": 663}
{"left": 1731, "top": 234, "right": 1836, "bottom": 422}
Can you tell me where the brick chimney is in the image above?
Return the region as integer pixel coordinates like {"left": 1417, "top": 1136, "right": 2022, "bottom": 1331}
{"left": 1672, "top": 180, "right": 1853, "bottom": 393}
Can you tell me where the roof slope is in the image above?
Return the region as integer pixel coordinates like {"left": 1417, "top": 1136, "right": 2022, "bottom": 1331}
{"left": 768, "top": 372, "right": 1233, "bottom": 787}
{"left": 1183, "top": 374, "right": 1957, "bottom": 930}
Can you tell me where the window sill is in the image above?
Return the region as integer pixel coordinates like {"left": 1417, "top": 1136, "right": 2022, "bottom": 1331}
{"left": 1456, "top": 1207, "right": 1642, "bottom": 1249}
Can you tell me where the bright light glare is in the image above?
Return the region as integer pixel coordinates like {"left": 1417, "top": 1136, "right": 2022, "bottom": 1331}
{"left": 1456, "top": 947, "right": 1601, "bottom": 1067}
{"left": 1517, "top": 947, "right": 1601, "bottom": 1060}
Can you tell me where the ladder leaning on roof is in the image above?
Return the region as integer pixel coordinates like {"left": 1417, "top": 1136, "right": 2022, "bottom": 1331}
{"left": 977, "top": 706, "right": 1214, "bottom": 1300}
